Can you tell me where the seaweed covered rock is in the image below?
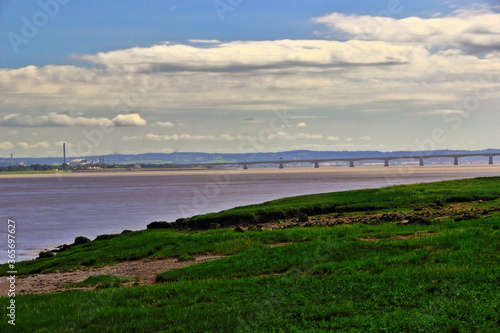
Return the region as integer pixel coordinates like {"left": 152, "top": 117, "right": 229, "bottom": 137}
{"left": 147, "top": 221, "right": 174, "bottom": 229}
{"left": 73, "top": 236, "right": 91, "bottom": 245}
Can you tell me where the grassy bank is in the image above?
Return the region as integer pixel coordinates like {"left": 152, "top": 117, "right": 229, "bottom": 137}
{"left": 1, "top": 177, "right": 499, "bottom": 332}
{"left": 175, "top": 176, "right": 500, "bottom": 229}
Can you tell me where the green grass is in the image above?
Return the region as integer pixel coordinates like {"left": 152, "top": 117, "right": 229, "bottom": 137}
{"left": 2, "top": 227, "right": 339, "bottom": 276}
{"left": 1, "top": 177, "right": 499, "bottom": 332}
{"left": 177, "top": 177, "right": 500, "bottom": 228}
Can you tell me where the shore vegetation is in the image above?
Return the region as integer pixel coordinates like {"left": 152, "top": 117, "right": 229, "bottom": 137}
{"left": 1, "top": 177, "right": 499, "bottom": 332}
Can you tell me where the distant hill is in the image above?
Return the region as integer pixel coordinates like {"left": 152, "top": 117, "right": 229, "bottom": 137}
{"left": 1, "top": 149, "right": 500, "bottom": 166}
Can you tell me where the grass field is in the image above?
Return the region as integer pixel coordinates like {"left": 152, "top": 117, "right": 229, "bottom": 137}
{"left": 1, "top": 177, "right": 499, "bottom": 332}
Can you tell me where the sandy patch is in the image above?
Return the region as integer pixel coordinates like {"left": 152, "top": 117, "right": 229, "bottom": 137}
{"left": 0, "top": 255, "right": 224, "bottom": 295}
{"left": 1, "top": 164, "right": 498, "bottom": 179}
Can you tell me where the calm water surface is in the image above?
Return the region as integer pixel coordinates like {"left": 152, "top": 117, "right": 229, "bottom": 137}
{"left": 1, "top": 165, "right": 499, "bottom": 262}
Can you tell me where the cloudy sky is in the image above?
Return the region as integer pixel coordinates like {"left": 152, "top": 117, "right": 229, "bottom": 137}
{"left": 1, "top": 0, "right": 500, "bottom": 157}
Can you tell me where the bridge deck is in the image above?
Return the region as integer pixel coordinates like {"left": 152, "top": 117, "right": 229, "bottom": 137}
{"left": 181, "top": 153, "right": 500, "bottom": 168}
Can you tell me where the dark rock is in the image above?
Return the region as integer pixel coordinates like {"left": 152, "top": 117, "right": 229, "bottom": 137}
{"left": 81, "top": 258, "right": 96, "bottom": 266}
{"left": 380, "top": 213, "right": 402, "bottom": 222}
{"left": 460, "top": 213, "right": 480, "bottom": 221}
{"left": 406, "top": 216, "right": 432, "bottom": 225}
{"left": 248, "top": 225, "right": 262, "bottom": 232}
{"left": 367, "top": 219, "right": 381, "bottom": 225}
{"left": 297, "top": 214, "right": 309, "bottom": 222}
{"left": 37, "top": 251, "right": 54, "bottom": 259}
{"left": 147, "top": 221, "right": 173, "bottom": 229}
{"left": 74, "top": 236, "right": 91, "bottom": 245}
{"left": 94, "top": 234, "right": 118, "bottom": 241}
{"left": 209, "top": 223, "right": 221, "bottom": 230}
{"left": 54, "top": 244, "right": 71, "bottom": 253}
{"left": 233, "top": 225, "right": 246, "bottom": 232}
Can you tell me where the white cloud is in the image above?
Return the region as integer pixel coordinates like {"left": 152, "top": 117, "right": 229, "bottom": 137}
{"left": 416, "top": 109, "right": 466, "bottom": 115}
{"left": 359, "top": 136, "right": 371, "bottom": 141}
{"left": 0, "top": 141, "right": 15, "bottom": 150}
{"left": 122, "top": 131, "right": 327, "bottom": 143}
{"left": 268, "top": 131, "right": 323, "bottom": 140}
{"left": 55, "top": 141, "right": 75, "bottom": 148}
{"left": 313, "top": 8, "right": 500, "bottom": 52}
{"left": 2, "top": 6, "right": 500, "bottom": 154}
{"left": 141, "top": 133, "right": 234, "bottom": 141}
{"left": 157, "top": 121, "right": 175, "bottom": 127}
{"left": 16, "top": 141, "right": 51, "bottom": 149}
{"left": 289, "top": 144, "right": 331, "bottom": 150}
{"left": 112, "top": 113, "right": 147, "bottom": 126}
{"left": 288, "top": 116, "right": 328, "bottom": 119}
{"left": 188, "top": 39, "right": 221, "bottom": 44}
{"left": 76, "top": 39, "right": 422, "bottom": 72}
{"left": 0, "top": 113, "right": 146, "bottom": 127}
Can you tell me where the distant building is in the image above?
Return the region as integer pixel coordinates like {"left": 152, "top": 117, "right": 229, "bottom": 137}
{"left": 69, "top": 158, "right": 88, "bottom": 167}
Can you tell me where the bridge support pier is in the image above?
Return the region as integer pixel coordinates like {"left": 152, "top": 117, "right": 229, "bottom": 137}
{"left": 384, "top": 159, "right": 389, "bottom": 167}
{"left": 279, "top": 163, "right": 284, "bottom": 169}
{"left": 454, "top": 157, "right": 459, "bottom": 165}
{"left": 314, "top": 162, "right": 319, "bottom": 168}
{"left": 419, "top": 158, "right": 424, "bottom": 166}
{"left": 489, "top": 156, "right": 494, "bottom": 165}
{"left": 349, "top": 161, "right": 354, "bottom": 168}
{"left": 243, "top": 164, "right": 248, "bottom": 170}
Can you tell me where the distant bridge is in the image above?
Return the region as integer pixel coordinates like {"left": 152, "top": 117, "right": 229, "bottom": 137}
{"left": 183, "top": 153, "right": 500, "bottom": 169}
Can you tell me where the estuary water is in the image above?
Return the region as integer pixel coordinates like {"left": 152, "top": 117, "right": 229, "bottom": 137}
{"left": 1, "top": 165, "right": 499, "bottom": 262}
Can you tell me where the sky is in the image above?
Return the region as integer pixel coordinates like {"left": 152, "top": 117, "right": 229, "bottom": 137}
{"left": 1, "top": 0, "right": 500, "bottom": 158}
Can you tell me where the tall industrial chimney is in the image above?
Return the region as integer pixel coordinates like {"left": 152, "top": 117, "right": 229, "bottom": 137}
{"left": 10, "top": 153, "right": 13, "bottom": 166}
{"left": 63, "top": 143, "right": 66, "bottom": 164}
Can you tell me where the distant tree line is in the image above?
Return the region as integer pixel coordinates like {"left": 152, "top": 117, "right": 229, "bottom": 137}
{"left": 0, "top": 164, "right": 60, "bottom": 172}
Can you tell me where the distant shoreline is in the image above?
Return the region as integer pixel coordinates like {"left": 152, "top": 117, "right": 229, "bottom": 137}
{"left": 0, "top": 163, "right": 498, "bottom": 179}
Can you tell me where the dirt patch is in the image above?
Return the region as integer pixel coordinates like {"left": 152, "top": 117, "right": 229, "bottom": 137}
{"left": 268, "top": 242, "right": 296, "bottom": 247}
{"left": 244, "top": 201, "right": 499, "bottom": 231}
{"left": 358, "top": 232, "right": 434, "bottom": 242}
{"left": 358, "top": 237, "right": 380, "bottom": 242}
{"left": 0, "top": 255, "right": 224, "bottom": 295}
